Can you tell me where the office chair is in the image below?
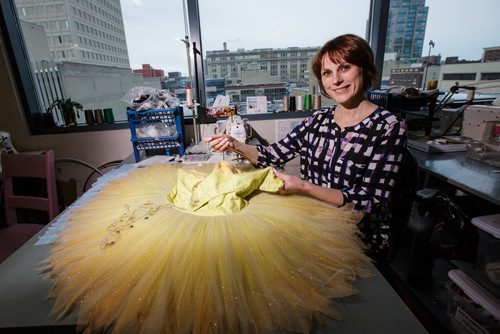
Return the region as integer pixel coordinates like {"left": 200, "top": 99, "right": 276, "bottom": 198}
{"left": 0, "top": 150, "right": 59, "bottom": 262}
{"left": 358, "top": 146, "right": 420, "bottom": 266}
{"left": 387, "top": 146, "right": 420, "bottom": 261}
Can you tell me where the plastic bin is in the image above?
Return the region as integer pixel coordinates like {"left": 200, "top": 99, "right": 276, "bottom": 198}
{"left": 367, "top": 90, "right": 389, "bottom": 109}
{"left": 447, "top": 269, "right": 500, "bottom": 333}
{"left": 471, "top": 214, "right": 500, "bottom": 287}
{"left": 127, "top": 107, "right": 185, "bottom": 162}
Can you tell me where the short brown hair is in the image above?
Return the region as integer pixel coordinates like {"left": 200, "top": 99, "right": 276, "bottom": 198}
{"left": 311, "top": 34, "right": 378, "bottom": 97}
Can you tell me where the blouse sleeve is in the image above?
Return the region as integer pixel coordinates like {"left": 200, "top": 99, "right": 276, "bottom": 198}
{"left": 341, "top": 118, "right": 407, "bottom": 213}
{"left": 253, "top": 114, "right": 314, "bottom": 168}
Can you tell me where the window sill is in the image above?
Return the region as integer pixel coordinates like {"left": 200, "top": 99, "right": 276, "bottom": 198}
{"left": 30, "top": 121, "right": 130, "bottom": 135}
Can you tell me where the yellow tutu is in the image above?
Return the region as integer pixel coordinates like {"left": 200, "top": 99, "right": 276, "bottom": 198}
{"left": 43, "top": 163, "right": 371, "bottom": 334}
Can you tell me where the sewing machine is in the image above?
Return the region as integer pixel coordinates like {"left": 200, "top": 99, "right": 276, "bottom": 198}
{"left": 462, "top": 105, "right": 500, "bottom": 147}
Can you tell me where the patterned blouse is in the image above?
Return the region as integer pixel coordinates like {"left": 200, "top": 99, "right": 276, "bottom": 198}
{"left": 254, "top": 105, "right": 407, "bottom": 255}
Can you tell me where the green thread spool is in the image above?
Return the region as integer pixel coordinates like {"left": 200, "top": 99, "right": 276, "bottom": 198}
{"left": 303, "top": 94, "right": 312, "bottom": 110}
{"left": 104, "top": 108, "right": 115, "bottom": 124}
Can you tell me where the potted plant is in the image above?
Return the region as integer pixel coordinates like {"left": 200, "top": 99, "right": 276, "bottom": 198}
{"left": 47, "top": 98, "right": 83, "bottom": 127}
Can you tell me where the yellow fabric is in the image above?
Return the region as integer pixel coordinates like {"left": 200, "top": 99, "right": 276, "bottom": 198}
{"left": 166, "top": 162, "right": 283, "bottom": 215}
{"left": 43, "top": 163, "right": 371, "bottom": 334}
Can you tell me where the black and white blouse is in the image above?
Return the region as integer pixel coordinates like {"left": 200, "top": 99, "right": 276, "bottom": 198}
{"left": 254, "top": 105, "right": 407, "bottom": 255}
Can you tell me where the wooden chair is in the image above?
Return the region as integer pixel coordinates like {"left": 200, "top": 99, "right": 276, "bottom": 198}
{"left": 0, "top": 150, "right": 59, "bottom": 263}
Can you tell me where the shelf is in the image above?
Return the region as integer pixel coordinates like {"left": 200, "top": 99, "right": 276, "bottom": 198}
{"left": 127, "top": 107, "right": 185, "bottom": 162}
{"left": 384, "top": 224, "right": 454, "bottom": 332}
{"left": 452, "top": 260, "right": 500, "bottom": 300}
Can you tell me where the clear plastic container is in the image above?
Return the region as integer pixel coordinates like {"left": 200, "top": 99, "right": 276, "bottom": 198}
{"left": 471, "top": 214, "right": 500, "bottom": 287}
{"left": 465, "top": 142, "right": 500, "bottom": 167}
{"left": 447, "top": 269, "right": 500, "bottom": 333}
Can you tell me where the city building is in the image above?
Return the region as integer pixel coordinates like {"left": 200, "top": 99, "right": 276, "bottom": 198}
{"left": 15, "top": 0, "right": 130, "bottom": 68}
{"left": 385, "top": 0, "right": 428, "bottom": 63}
{"left": 225, "top": 82, "right": 288, "bottom": 105}
{"left": 389, "top": 65, "right": 425, "bottom": 88}
{"left": 205, "top": 78, "right": 226, "bottom": 104}
{"left": 161, "top": 73, "right": 225, "bottom": 105}
{"left": 133, "top": 64, "right": 164, "bottom": 78}
{"left": 439, "top": 48, "right": 500, "bottom": 92}
{"left": 482, "top": 46, "right": 500, "bottom": 62}
{"left": 386, "top": 46, "right": 500, "bottom": 93}
{"left": 205, "top": 43, "right": 319, "bottom": 87}
{"left": 13, "top": 0, "right": 144, "bottom": 123}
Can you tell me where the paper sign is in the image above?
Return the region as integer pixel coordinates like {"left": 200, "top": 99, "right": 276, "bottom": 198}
{"left": 246, "top": 96, "right": 267, "bottom": 114}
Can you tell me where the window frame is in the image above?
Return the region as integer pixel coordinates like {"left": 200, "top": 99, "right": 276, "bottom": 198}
{"left": 1, "top": 0, "right": 42, "bottom": 133}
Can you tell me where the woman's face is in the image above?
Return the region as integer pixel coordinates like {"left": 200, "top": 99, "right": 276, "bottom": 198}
{"left": 320, "top": 54, "right": 365, "bottom": 107}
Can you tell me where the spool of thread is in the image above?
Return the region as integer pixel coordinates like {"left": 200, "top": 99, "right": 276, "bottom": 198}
{"left": 289, "top": 96, "right": 296, "bottom": 111}
{"left": 426, "top": 80, "right": 438, "bottom": 90}
{"left": 84, "top": 109, "right": 95, "bottom": 125}
{"left": 313, "top": 94, "right": 322, "bottom": 110}
{"left": 283, "top": 96, "right": 289, "bottom": 112}
{"left": 303, "top": 94, "right": 312, "bottom": 111}
{"left": 186, "top": 85, "right": 193, "bottom": 108}
{"left": 104, "top": 108, "right": 115, "bottom": 124}
{"left": 296, "top": 95, "right": 303, "bottom": 111}
{"left": 94, "top": 109, "right": 104, "bottom": 124}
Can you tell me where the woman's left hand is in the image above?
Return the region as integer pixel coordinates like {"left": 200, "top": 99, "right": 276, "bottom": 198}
{"left": 273, "top": 169, "right": 306, "bottom": 195}
{"left": 273, "top": 169, "right": 345, "bottom": 207}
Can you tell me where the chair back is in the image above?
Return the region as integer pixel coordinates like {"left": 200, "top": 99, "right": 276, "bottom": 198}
{"left": 388, "top": 146, "right": 419, "bottom": 259}
{"left": 1, "top": 150, "right": 59, "bottom": 226}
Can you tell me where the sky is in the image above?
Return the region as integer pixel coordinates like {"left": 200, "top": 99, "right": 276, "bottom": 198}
{"left": 121, "top": 0, "right": 500, "bottom": 75}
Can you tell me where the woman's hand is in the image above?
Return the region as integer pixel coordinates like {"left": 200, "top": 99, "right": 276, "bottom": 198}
{"left": 273, "top": 169, "right": 307, "bottom": 195}
{"left": 273, "top": 169, "right": 345, "bottom": 207}
{"left": 203, "top": 134, "right": 236, "bottom": 153}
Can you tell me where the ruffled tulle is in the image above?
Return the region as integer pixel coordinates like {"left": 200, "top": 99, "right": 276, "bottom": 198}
{"left": 42, "top": 163, "right": 371, "bottom": 334}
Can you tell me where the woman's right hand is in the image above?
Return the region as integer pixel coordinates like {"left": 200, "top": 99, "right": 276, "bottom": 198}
{"left": 203, "top": 134, "right": 236, "bottom": 153}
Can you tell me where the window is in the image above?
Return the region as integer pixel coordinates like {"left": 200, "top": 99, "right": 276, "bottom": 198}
{"left": 481, "top": 72, "right": 500, "bottom": 80}
{"left": 1, "top": 0, "right": 188, "bottom": 133}
{"left": 198, "top": 0, "right": 370, "bottom": 108}
{"left": 442, "top": 73, "right": 477, "bottom": 81}
{"left": 3, "top": 0, "right": 399, "bottom": 134}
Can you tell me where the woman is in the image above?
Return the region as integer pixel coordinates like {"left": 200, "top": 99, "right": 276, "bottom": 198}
{"left": 205, "top": 34, "right": 407, "bottom": 258}
{"left": 42, "top": 34, "right": 397, "bottom": 334}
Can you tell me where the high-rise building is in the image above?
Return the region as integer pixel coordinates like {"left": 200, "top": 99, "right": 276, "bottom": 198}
{"left": 385, "top": 0, "right": 428, "bottom": 63}
{"left": 15, "top": 0, "right": 130, "bottom": 68}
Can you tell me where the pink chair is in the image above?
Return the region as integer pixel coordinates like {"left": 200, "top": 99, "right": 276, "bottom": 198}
{"left": 0, "top": 150, "right": 59, "bottom": 262}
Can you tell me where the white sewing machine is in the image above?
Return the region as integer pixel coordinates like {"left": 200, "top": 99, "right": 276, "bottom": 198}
{"left": 462, "top": 105, "right": 500, "bottom": 148}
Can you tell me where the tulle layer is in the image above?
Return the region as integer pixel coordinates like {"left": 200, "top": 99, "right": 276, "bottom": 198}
{"left": 43, "top": 164, "right": 371, "bottom": 334}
